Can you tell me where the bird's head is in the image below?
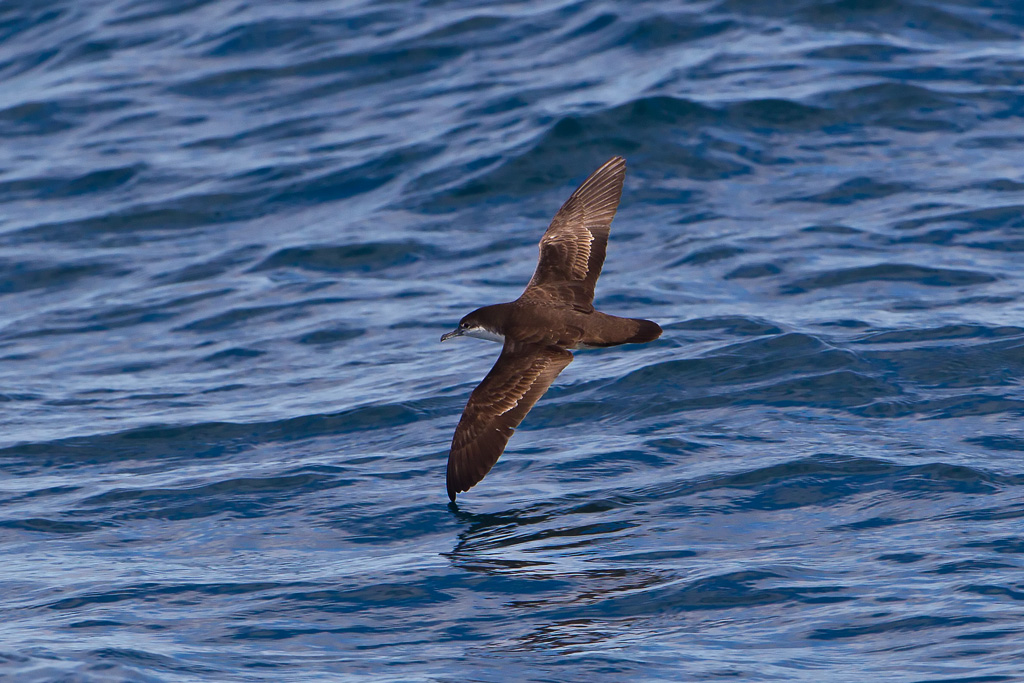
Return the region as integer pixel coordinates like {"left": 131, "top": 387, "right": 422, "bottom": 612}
{"left": 440, "top": 306, "right": 506, "bottom": 344}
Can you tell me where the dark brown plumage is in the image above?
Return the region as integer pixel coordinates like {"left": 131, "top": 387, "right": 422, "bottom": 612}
{"left": 440, "top": 156, "right": 661, "bottom": 501}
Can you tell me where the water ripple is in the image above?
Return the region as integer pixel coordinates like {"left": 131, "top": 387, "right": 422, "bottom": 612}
{"left": 2, "top": 0, "right": 1024, "bottom": 681}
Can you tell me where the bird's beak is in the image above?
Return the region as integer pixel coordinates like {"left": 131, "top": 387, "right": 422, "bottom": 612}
{"left": 440, "top": 328, "right": 463, "bottom": 343}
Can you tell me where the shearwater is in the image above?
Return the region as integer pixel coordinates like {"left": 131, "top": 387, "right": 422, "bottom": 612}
{"left": 440, "top": 156, "right": 662, "bottom": 501}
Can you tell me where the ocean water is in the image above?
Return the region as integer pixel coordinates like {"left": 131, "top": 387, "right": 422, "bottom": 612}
{"left": 3, "top": 0, "right": 1024, "bottom": 680}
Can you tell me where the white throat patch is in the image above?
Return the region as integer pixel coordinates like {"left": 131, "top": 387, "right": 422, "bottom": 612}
{"left": 464, "top": 326, "right": 505, "bottom": 344}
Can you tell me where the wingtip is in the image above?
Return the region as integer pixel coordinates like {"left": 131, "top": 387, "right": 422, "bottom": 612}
{"left": 446, "top": 465, "right": 459, "bottom": 501}
{"left": 569, "top": 156, "right": 627, "bottom": 208}
{"left": 600, "top": 156, "right": 626, "bottom": 173}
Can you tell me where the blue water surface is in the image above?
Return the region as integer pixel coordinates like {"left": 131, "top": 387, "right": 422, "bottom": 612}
{"left": 3, "top": 0, "right": 1024, "bottom": 680}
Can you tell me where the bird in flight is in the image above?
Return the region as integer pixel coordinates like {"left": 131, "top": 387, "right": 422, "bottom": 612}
{"left": 440, "top": 156, "right": 662, "bottom": 501}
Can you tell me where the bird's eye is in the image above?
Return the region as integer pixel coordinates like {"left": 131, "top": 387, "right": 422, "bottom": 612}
{"left": 460, "top": 322, "right": 468, "bottom": 329}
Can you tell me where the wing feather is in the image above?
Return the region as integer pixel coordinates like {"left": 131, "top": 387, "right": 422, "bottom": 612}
{"left": 520, "top": 156, "right": 626, "bottom": 309}
{"left": 446, "top": 342, "right": 573, "bottom": 500}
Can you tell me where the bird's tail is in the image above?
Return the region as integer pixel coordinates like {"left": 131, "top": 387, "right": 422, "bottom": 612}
{"left": 626, "top": 318, "right": 663, "bottom": 344}
{"left": 583, "top": 314, "right": 662, "bottom": 347}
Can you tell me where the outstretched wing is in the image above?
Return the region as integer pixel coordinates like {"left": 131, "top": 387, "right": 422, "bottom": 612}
{"left": 520, "top": 156, "right": 626, "bottom": 310}
{"left": 447, "top": 341, "right": 573, "bottom": 500}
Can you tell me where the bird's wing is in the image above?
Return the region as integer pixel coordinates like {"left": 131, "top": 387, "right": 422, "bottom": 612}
{"left": 447, "top": 341, "right": 573, "bottom": 500}
{"left": 520, "top": 156, "right": 626, "bottom": 310}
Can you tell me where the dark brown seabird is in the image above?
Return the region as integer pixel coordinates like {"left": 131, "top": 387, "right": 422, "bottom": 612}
{"left": 440, "top": 156, "right": 662, "bottom": 501}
